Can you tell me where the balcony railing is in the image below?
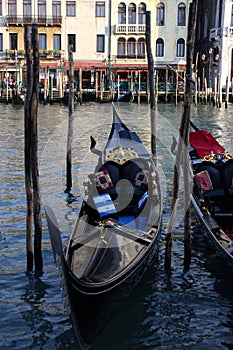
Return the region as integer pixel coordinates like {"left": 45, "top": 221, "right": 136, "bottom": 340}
{"left": 0, "top": 50, "right": 61, "bottom": 61}
{"left": 6, "top": 16, "right": 62, "bottom": 26}
{"left": 114, "top": 24, "right": 146, "bottom": 34}
{"left": 115, "top": 54, "right": 146, "bottom": 60}
{"left": 210, "top": 27, "right": 222, "bottom": 40}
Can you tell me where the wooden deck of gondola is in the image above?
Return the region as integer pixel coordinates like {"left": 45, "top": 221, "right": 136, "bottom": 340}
{"left": 70, "top": 220, "right": 153, "bottom": 252}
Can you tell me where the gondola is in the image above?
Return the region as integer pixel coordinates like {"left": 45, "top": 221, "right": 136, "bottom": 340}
{"left": 45, "top": 104, "right": 162, "bottom": 349}
{"left": 189, "top": 121, "right": 233, "bottom": 268}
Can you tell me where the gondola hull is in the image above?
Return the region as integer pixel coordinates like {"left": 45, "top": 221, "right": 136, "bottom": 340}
{"left": 190, "top": 122, "right": 233, "bottom": 269}
{"left": 45, "top": 104, "right": 162, "bottom": 348}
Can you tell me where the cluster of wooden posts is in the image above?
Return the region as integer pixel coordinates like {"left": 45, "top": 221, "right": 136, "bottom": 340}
{"left": 194, "top": 75, "right": 232, "bottom": 109}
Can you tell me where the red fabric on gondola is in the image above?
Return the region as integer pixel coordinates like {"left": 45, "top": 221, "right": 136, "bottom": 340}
{"left": 190, "top": 130, "right": 225, "bottom": 158}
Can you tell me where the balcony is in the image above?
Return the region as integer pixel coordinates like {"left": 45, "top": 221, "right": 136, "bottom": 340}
{"left": 6, "top": 16, "right": 62, "bottom": 26}
{"left": 210, "top": 27, "right": 222, "bottom": 40}
{"left": 114, "top": 24, "right": 146, "bottom": 34}
{"left": 0, "top": 50, "right": 61, "bottom": 61}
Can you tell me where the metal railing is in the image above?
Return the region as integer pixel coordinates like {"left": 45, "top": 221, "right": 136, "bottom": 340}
{"left": 6, "top": 16, "right": 62, "bottom": 26}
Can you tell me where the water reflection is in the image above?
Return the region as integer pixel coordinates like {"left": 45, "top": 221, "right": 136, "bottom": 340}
{"left": 0, "top": 102, "right": 233, "bottom": 349}
{"left": 20, "top": 273, "right": 53, "bottom": 348}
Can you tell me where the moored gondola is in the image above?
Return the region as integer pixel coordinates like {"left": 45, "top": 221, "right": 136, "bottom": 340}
{"left": 45, "top": 104, "right": 162, "bottom": 349}
{"left": 190, "top": 121, "right": 233, "bottom": 268}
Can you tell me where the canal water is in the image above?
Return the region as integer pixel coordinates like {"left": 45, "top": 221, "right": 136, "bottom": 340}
{"left": 0, "top": 101, "right": 233, "bottom": 350}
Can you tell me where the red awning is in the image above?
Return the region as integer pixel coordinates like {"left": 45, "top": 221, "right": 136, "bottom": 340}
{"left": 190, "top": 130, "right": 225, "bottom": 158}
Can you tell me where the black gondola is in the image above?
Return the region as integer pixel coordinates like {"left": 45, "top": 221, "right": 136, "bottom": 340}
{"left": 190, "top": 121, "right": 233, "bottom": 268}
{"left": 45, "top": 104, "right": 162, "bottom": 349}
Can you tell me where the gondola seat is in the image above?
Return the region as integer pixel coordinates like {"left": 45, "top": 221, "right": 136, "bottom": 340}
{"left": 88, "top": 159, "right": 149, "bottom": 215}
{"left": 224, "top": 161, "right": 233, "bottom": 193}
{"left": 194, "top": 162, "right": 224, "bottom": 199}
{"left": 223, "top": 161, "right": 233, "bottom": 209}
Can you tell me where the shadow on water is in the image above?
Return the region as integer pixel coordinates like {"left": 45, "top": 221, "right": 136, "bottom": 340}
{"left": 18, "top": 272, "right": 77, "bottom": 350}
{"left": 192, "top": 223, "right": 233, "bottom": 302}
{"left": 1, "top": 103, "right": 233, "bottom": 349}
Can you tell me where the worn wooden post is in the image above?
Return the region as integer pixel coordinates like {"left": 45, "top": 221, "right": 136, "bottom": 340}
{"left": 138, "top": 70, "right": 141, "bottom": 104}
{"left": 31, "top": 25, "right": 43, "bottom": 271}
{"left": 65, "top": 44, "right": 74, "bottom": 193}
{"left": 24, "top": 25, "right": 33, "bottom": 271}
{"left": 225, "top": 76, "right": 229, "bottom": 109}
{"left": 146, "top": 11, "right": 156, "bottom": 160}
{"left": 24, "top": 24, "right": 43, "bottom": 271}
{"left": 175, "top": 71, "right": 178, "bottom": 106}
{"left": 219, "top": 74, "right": 222, "bottom": 108}
{"left": 165, "top": 0, "right": 198, "bottom": 272}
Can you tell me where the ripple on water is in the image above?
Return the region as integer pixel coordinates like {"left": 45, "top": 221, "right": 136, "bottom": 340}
{"left": 0, "top": 103, "right": 233, "bottom": 349}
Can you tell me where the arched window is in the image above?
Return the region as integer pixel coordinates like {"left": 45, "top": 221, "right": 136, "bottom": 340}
{"left": 176, "top": 38, "right": 185, "bottom": 57}
{"left": 118, "top": 3, "right": 126, "bottom": 24}
{"left": 137, "top": 37, "right": 145, "bottom": 58}
{"left": 156, "top": 38, "right": 164, "bottom": 57}
{"left": 177, "top": 3, "right": 186, "bottom": 26}
{"left": 127, "top": 37, "right": 136, "bottom": 57}
{"left": 117, "top": 37, "right": 126, "bottom": 57}
{"left": 128, "top": 3, "right": 136, "bottom": 24}
{"left": 138, "top": 3, "right": 146, "bottom": 24}
{"left": 156, "top": 3, "right": 165, "bottom": 26}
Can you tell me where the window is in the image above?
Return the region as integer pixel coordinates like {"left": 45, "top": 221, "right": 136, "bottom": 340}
{"left": 118, "top": 3, "right": 126, "bottom": 24}
{"left": 231, "top": 3, "right": 233, "bottom": 26}
{"left": 176, "top": 38, "right": 185, "bottom": 57}
{"left": 0, "top": 34, "right": 3, "bottom": 51}
{"left": 53, "top": 1, "right": 61, "bottom": 18}
{"left": 156, "top": 38, "right": 164, "bottom": 57}
{"left": 127, "top": 37, "right": 136, "bottom": 57}
{"left": 53, "top": 34, "right": 61, "bottom": 50}
{"left": 39, "top": 34, "right": 47, "bottom": 50}
{"left": 138, "top": 3, "right": 146, "bottom": 24}
{"left": 66, "top": 1, "right": 76, "bottom": 16}
{"left": 97, "top": 35, "right": 105, "bottom": 52}
{"left": 177, "top": 3, "right": 186, "bottom": 26}
{"left": 10, "top": 33, "right": 17, "bottom": 50}
{"left": 23, "top": 0, "right": 31, "bottom": 19}
{"left": 156, "top": 3, "right": 165, "bottom": 26}
{"left": 38, "top": 0, "right": 46, "bottom": 21}
{"left": 128, "top": 3, "right": 136, "bottom": 24}
{"left": 117, "top": 37, "right": 126, "bottom": 57}
{"left": 0, "top": 0, "right": 3, "bottom": 16}
{"left": 68, "top": 34, "right": 76, "bottom": 52}
{"left": 96, "top": 2, "right": 105, "bottom": 17}
{"left": 8, "top": 0, "right": 17, "bottom": 16}
{"left": 137, "top": 37, "right": 145, "bottom": 58}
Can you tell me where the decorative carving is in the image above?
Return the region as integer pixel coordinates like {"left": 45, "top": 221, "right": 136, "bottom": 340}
{"left": 105, "top": 145, "right": 138, "bottom": 165}
{"left": 202, "top": 150, "right": 233, "bottom": 163}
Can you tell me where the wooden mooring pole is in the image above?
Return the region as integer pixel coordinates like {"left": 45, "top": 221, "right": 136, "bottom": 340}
{"left": 65, "top": 44, "right": 74, "bottom": 194}
{"left": 165, "top": 0, "right": 198, "bottom": 272}
{"left": 24, "top": 24, "right": 43, "bottom": 271}
{"left": 146, "top": 11, "right": 156, "bottom": 160}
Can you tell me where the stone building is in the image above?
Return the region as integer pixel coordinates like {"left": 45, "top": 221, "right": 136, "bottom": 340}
{"left": 0, "top": 0, "right": 192, "bottom": 100}
{"left": 195, "top": 0, "right": 233, "bottom": 89}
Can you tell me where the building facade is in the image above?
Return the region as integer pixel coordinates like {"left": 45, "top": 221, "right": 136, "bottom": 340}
{"left": 195, "top": 0, "right": 233, "bottom": 90}
{"left": 0, "top": 0, "right": 192, "bottom": 99}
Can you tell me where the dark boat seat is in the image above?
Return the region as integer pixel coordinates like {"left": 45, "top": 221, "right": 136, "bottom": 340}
{"left": 194, "top": 162, "right": 225, "bottom": 208}
{"left": 195, "top": 162, "right": 222, "bottom": 189}
{"left": 99, "top": 161, "right": 120, "bottom": 185}
{"left": 224, "top": 160, "right": 233, "bottom": 188}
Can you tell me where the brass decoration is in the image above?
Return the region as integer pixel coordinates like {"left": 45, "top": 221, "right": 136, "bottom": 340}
{"left": 203, "top": 151, "right": 216, "bottom": 162}
{"left": 105, "top": 145, "right": 138, "bottom": 165}
{"left": 202, "top": 150, "right": 233, "bottom": 162}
